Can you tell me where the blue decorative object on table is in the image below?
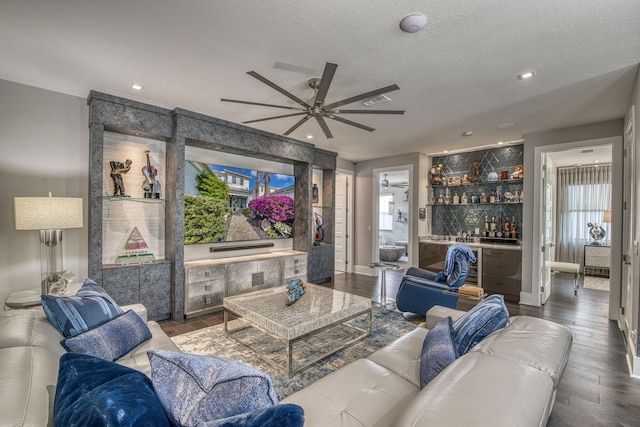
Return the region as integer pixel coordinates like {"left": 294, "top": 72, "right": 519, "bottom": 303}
{"left": 285, "top": 279, "right": 305, "bottom": 306}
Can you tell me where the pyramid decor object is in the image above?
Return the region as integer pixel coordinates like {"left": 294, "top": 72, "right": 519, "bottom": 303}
{"left": 116, "top": 226, "right": 155, "bottom": 264}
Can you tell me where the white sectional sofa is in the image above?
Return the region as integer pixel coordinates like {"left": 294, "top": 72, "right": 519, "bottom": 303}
{"left": 283, "top": 306, "right": 573, "bottom": 427}
{"left": 0, "top": 304, "right": 572, "bottom": 426}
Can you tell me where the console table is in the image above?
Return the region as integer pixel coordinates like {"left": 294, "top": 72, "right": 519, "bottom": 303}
{"left": 584, "top": 245, "right": 610, "bottom": 278}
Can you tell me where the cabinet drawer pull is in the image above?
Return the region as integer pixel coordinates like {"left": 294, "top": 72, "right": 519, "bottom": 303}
{"left": 204, "top": 271, "right": 211, "bottom": 278}
{"left": 204, "top": 285, "right": 211, "bottom": 291}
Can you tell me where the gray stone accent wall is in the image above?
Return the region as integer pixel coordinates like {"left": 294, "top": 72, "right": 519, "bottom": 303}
{"left": 87, "top": 91, "right": 336, "bottom": 321}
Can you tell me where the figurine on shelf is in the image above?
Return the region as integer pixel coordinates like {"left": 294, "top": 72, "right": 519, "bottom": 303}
{"left": 110, "top": 159, "right": 132, "bottom": 197}
{"left": 462, "top": 174, "right": 470, "bottom": 184}
{"left": 430, "top": 164, "right": 444, "bottom": 185}
{"left": 461, "top": 192, "right": 468, "bottom": 204}
{"left": 472, "top": 159, "right": 482, "bottom": 184}
{"left": 453, "top": 192, "right": 460, "bottom": 204}
{"left": 480, "top": 192, "right": 488, "bottom": 203}
{"left": 511, "top": 165, "right": 524, "bottom": 180}
{"left": 312, "top": 183, "right": 319, "bottom": 205}
{"left": 142, "top": 150, "right": 162, "bottom": 199}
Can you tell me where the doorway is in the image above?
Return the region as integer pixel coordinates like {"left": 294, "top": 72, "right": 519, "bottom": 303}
{"left": 535, "top": 141, "right": 617, "bottom": 308}
{"left": 374, "top": 167, "right": 411, "bottom": 267}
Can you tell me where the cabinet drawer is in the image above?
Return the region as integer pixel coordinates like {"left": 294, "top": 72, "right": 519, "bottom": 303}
{"left": 284, "top": 255, "right": 307, "bottom": 280}
{"left": 186, "top": 279, "right": 225, "bottom": 297}
{"left": 186, "top": 290, "right": 224, "bottom": 314}
{"left": 227, "top": 259, "right": 283, "bottom": 296}
{"left": 186, "top": 265, "right": 225, "bottom": 284}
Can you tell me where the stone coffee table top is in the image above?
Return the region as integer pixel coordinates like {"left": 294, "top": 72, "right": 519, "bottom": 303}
{"left": 223, "top": 284, "right": 372, "bottom": 340}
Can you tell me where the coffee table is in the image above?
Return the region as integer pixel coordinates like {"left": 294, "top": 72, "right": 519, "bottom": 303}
{"left": 223, "top": 283, "right": 372, "bottom": 376}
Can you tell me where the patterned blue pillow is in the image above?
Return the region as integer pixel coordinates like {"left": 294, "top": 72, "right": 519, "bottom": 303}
{"left": 453, "top": 294, "right": 509, "bottom": 355}
{"left": 41, "top": 278, "right": 123, "bottom": 337}
{"left": 148, "top": 350, "right": 279, "bottom": 427}
{"left": 420, "top": 316, "right": 459, "bottom": 388}
{"left": 198, "top": 403, "right": 305, "bottom": 427}
{"left": 61, "top": 310, "right": 151, "bottom": 361}
{"left": 54, "top": 352, "right": 170, "bottom": 427}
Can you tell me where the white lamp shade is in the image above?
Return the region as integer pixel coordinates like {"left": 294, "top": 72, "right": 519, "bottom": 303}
{"left": 602, "top": 211, "right": 612, "bottom": 224}
{"left": 14, "top": 197, "right": 83, "bottom": 230}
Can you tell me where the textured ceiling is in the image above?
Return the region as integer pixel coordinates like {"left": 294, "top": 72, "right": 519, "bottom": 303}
{"left": 1, "top": 0, "right": 638, "bottom": 161}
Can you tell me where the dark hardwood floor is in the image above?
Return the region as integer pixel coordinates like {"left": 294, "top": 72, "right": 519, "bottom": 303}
{"left": 159, "top": 271, "right": 640, "bottom": 426}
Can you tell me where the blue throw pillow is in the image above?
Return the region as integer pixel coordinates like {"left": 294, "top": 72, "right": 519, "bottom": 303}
{"left": 453, "top": 294, "right": 509, "bottom": 355}
{"left": 420, "top": 316, "right": 459, "bottom": 388}
{"left": 197, "top": 403, "right": 305, "bottom": 427}
{"left": 61, "top": 310, "right": 151, "bottom": 361}
{"left": 148, "top": 350, "right": 279, "bottom": 427}
{"left": 54, "top": 352, "right": 170, "bottom": 427}
{"left": 42, "top": 278, "right": 123, "bottom": 337}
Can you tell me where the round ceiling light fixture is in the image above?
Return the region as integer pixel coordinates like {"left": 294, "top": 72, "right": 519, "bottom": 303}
{"left": 399, "top": 13, "right": 427, "bottom": 33}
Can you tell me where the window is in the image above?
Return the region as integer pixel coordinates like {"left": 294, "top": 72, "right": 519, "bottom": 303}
{"left": 232, "top": 176, "right": 237, "bottom": 184}
{"left": 379, "top": 194, "right": 394, "bottom": 231}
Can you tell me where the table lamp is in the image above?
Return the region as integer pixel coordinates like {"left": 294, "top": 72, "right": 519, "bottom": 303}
{"left": 14, "top": 193, "right": 83, "bottom": 294}
{"left": 602, "top": 210, "right": 612, "bottom": 224}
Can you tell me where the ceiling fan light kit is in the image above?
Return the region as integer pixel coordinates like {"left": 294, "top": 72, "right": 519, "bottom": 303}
{"left": 399, "top": 13, "right": 427, "bottom": 33}
{"left": 221, "top": 62, "right": 404, "bottom": 139}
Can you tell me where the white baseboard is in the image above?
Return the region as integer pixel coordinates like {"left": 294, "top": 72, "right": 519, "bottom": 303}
{"left": 354, "top": 265, "right": 376, "bottom": 276}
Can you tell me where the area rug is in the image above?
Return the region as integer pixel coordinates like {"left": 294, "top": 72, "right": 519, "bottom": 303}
{"left": 171, "top": 307, "right": 417, "bottom": 400}
{"left": 583, "top": 276, "right": 610, "bottom": 291}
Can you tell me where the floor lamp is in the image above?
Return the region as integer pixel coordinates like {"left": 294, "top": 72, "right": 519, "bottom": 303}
{"left": 14, "top": 193, "right": 83, "bottom": 294}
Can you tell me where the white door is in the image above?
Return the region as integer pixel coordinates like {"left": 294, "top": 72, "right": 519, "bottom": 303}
{"left": 622, "top": 106, "right": 635, "bottom": 340}
{"left": 334, "top": 173, "right": 348, "bottom": 272}
{"left": 540, "top": 158, "right": 554, "bottom": 304}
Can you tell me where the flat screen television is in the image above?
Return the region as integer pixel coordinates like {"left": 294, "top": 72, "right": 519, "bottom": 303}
{"left": 184, "top": 147, "right": 295, "bottom": 244}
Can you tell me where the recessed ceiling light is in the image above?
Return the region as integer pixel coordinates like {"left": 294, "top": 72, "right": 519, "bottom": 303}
{"left": 443, "top": 150, "right": 449, "bottom": 154}
{"left": 306, "top": 135, "right": 313, "bottom": 139}
{"left": 463, "top": 131, "right": 474, "bottom": 137}
{"left": 594, "top": 159, "right": 600, "bottom": 163}
{"left": 518, "top": 71, "right": 535, "bottom": 80}
{"left": 497, "top": 141, "right": 504, "bottom": 146}
{"left": 399, "top": 13, "right": 428, "bottom": 33}
{"left": 130, "top": 83, "right": 144, "bottom": 90}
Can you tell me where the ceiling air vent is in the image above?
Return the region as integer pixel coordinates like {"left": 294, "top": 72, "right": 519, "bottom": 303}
{"left": 362, "top": 94, "right": 391, "bottom": 107}
{"left": 579, "top": 148, "right": 594, "bottom": 154}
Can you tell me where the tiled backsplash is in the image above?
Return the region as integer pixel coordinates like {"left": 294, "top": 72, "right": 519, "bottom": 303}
{"left": 430, "top": 145, "right": 524, "bottom": 238}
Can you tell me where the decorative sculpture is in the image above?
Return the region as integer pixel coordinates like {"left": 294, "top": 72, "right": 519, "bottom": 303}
{"left": 285, "top": 279, "right": 305, "bottom": 306}
{"left": 110, "top": 159, "right": 132, "bottom": 196}
{"left": 314, "top": 212, "right": 325, "bottom": 243}
{"left": 587, "top": 222, "right": 607, "bottom": 245}
{"left": 142, "top": 150, "right": 162, "bottom": 198}
{"left": 471, "top": 159, "right": 482, "bottom": 184}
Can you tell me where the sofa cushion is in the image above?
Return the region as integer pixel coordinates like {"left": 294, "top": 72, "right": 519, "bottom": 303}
{"left": 148, "top": 350, "right": 278, "bottom": 427}
{"left": 41, "top": 278, "right": 123, "bottom": 337}
{"left": 54, "top": 352, "right": 170, "bottom": 426}
{"left": 395, "top": 352, "right": 555, "bottom": 427}
{"left": 367, "top": 326, "right": 427, "bottom": 388}
{"left": 453, "top": 294, "right": 509, "bottom": 355}
{"left": 470, "top": 315, "right": 573, "bottom": 387}
{"left": 197, "top": 403, "right": 304, "bottom": 427}
{"left": 420, "top": 316, "right": 459, "bottom": 388}
{"left": 61, "top": 310, "right": 152, "bottom": 362}
{"left": 282, "top": 358, "right": 419, "bottom": 427}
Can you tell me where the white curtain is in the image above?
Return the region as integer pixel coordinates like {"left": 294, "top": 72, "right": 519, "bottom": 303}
{"left": 556, "top": 165, "right": 611, "bottom": 265}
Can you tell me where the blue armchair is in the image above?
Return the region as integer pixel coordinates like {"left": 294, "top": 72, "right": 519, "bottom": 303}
{"left": 396, "top": 244, "right": 476, "bottom": 316}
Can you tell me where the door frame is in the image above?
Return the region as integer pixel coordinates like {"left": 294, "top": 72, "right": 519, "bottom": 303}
{"left": 372, "top": 164, "right": 414, "bottom": 271}
{"left": 335, "top": 169, "right": 355, "bottom": 273}
{"left": 531, "top": 137, "right": 622, "bottom": 309}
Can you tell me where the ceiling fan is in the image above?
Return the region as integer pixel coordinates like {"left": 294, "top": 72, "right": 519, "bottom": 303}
{"left": 221, "top": 62, "right": 404, "bottom": 139}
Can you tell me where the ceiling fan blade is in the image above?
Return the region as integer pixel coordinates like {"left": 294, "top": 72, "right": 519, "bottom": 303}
{"left": 243, "top": 112, "right": 307, "bottom": 124}
{"left": 314, "top": 115, "right": 333, "bottom": 139}
{"left": 247, "top": 71, "right": 310, "bottom": 108}
{"left": 313, "top": 63, "right": 338, "bottom": 107}
{"left": 333, "top": 109, "right": 405, "bottom": 115}
{"left": 221, "top": 98, "right": 305, "bottom": 111}
{"left": 283, "top": 115, "right": 312, "bottom": 136}
{"left": 325, "top": 114, "right": 375, "bottom": 132}
{"left": 324, "top": 84, "right": 400, "bottom": 110}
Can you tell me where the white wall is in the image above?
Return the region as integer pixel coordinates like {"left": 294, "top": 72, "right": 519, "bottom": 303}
{"left": 0, "top": 80, "right": 89, "bottom": 308}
